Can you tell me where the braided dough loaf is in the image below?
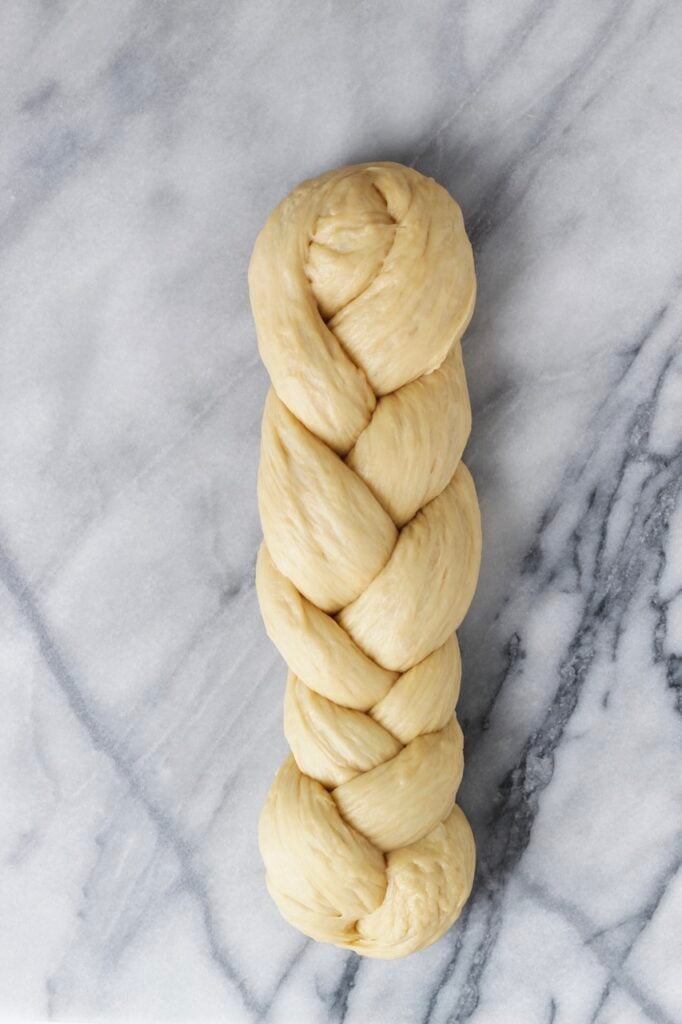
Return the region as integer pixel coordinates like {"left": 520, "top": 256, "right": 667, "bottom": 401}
{"left": 249, "top": 162, "right": 481, "bottom": 959}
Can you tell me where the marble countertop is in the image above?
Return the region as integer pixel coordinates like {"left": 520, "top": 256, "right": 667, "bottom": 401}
{"left": 2, "top": 2, "right": 681, "bottom": 1022}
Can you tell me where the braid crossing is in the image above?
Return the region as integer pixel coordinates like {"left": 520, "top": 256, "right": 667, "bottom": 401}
{"left": 249, "top": 162, "right": 482, "bottom": 959}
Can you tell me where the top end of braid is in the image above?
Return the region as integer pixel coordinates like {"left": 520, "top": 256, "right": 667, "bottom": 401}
{"left": 304, "top": 173, "right": 397, "bottom": 322}
{"left": 249, "top": 161, "right": 476, "bottom": 453}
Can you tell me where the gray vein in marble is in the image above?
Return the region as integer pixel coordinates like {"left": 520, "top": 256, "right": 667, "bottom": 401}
{"left": 419, "top": 306, "right": 681, "bottom": 1021}
{"left": 520, "top": 871, "right": 681, "bottom": 1024}
{"left": 0, "top": 539, "right": 258, "bottom": 1017}
{"left": 326, "top": 955, "right": 362, "bottom": 1024}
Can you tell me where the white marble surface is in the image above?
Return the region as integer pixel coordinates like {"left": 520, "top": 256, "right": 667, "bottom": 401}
{"left": 1, "top": 1, "right": 681, "bottom": 1021}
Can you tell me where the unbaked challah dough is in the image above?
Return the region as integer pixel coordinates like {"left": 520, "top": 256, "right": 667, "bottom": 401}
{"left": 249, "top": 161, "right": 481, "bottom": 959}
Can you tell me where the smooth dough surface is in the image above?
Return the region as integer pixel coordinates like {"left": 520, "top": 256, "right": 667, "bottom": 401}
{"left": 250, "top": 161, "right": 481, "bottom": 959}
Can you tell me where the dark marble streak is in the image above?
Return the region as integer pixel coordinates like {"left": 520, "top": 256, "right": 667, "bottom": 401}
{"left": 0, "top": 539, "right": 260, "bottom": 1019}
{"left": 410, "top": 0, "right": 555, "bottom": 172}
{"left": 421, "top": 306, "right": 681, "bottom": 1022}
{"left": 3, "top": 2, "right": 224, "bottom": 255}
{"left": 519, "top": 871, "right": 681, "bottom": 1024}
{"left": 253, "top": 940, "right": 311, "bottom": 1023}
{"left": 462, "top": 0, "right": 638, "bottom": 249}
{"left": 412, "top": 0, "right": 647, "bottom": 235}
{"left": 326, "top": 954, "right": 362, "bottom": 1024}
{"left": 653, "top": 569, "right": 682, "bottom": 716}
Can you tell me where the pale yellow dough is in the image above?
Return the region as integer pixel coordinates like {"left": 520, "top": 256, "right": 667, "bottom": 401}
{"left": 249, "top": 162, "right": 481, "bottom": 959}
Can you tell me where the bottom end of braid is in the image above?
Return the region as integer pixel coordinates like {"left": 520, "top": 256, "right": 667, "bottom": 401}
{"left": 347, "top": 805, "right": 476, "bottom": 959}
{"left": 259, "top": 758, "right": 476, "bottom": 959}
